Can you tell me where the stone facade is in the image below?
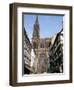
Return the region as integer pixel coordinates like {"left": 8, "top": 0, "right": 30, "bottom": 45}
{"left": 32, "top": 16, "right": 51, "bottom": 73}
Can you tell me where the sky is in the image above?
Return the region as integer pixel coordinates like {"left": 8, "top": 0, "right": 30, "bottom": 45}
{"left": 23, "top": 14, "right": 63, "bottom": 41}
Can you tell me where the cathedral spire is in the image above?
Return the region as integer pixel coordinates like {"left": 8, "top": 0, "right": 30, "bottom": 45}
{"left": 35, "top": 15, "right": 39, "bottom": 24}
{"left": 32, "top": 15, "right": 40, "bottom": 39}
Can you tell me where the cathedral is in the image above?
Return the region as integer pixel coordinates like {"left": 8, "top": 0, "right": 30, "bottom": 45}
{"left": 24, "top": 15, "right": 63, "bottom": 74}
{"left": 31, "top": 16, "right": 52, "bottom": 73}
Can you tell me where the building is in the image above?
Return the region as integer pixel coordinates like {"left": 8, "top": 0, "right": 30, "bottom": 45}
{"left": 24, "top": 15, "right": 63, "bottom": 74}
{"left": 24, "top": 28, "right": 32, "bottom": 74}
{"left": 47, "top": 29, "right": 63, "bottom": 73}
{"left": 30, "top": 48, "right": 37, "bottom": 73}
{"left": 32, "top": 16, "right": 51, "bottom": 73}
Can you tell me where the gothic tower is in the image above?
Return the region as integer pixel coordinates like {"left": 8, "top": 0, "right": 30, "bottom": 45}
{"left": 32, "top": 15, "right": 51, "bottom": 74}
{"left": 32, "top": 15, "right": 40, "bottom": 50}
{"left": 33, "top": 15, "right": 40, "bottom": 39}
